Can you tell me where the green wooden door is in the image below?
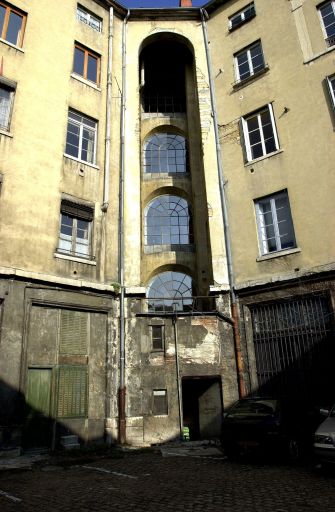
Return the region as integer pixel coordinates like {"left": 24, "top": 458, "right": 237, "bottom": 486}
{"left": 24, "top": 368, "right": 53, "bottom": 448}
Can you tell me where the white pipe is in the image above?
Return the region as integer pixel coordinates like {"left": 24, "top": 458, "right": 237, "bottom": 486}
{"left": 102, "top": 6, "right": 114, "bottom": 210}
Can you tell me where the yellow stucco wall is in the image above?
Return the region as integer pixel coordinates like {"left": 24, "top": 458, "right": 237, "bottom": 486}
{"left": 207, "top": 0, "right": 335, "bottom": 286}
{"left": 0, "top": 0, "right": 123, "bottom": 284}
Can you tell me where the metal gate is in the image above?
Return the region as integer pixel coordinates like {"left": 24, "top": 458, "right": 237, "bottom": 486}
{"left": 249, "top": 294, "right": 334, "bottom": 403}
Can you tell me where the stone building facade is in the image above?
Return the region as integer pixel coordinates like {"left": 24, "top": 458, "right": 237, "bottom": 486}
{"left": 0, "top": 0, "right": 334, "bottom": 450}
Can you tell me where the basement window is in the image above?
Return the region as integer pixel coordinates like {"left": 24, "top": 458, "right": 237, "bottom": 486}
{"left": 153, "top": 389, "right": 168, "bottom": 416}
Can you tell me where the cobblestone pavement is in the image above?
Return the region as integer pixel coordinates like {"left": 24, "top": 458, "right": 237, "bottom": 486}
{"left": 0, "top": 450, "right": 335, "bottom": 512}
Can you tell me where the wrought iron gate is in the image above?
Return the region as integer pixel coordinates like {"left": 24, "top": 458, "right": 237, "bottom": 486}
{"left": 249, "top": 294, "right": 334, "bottom": 403}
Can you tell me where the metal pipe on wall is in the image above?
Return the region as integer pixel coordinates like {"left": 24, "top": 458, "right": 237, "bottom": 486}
{"left": 200, "top": 8, "right": 246, "bottom": 399}
{"left": 118, "top": 9, "right": 130, "bottom": 445}
{"left": 102, "top": 6, "right": 114, "bottom": 210}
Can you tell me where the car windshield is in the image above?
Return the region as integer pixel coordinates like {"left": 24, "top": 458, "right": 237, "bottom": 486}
{"left": 227, "top": 399, "right": 277, "bottom": 417}
{"left": 330, "top": 405, "right": 335, "bottom": 418}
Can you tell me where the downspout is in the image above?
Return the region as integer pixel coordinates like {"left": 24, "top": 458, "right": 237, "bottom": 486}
{"left": 200, "top": 8, "right": 246, "bottom": 398}
{"left": 118, "top": 9, "right": 130, "bottom": 445}
{"left": 102, "top": 6, "right": 114, "bottom": 210}
{"left": 172, "top": 305, "right": 183, "bottom": 439}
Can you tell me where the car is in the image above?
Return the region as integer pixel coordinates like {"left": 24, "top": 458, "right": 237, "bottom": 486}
{"left": 221, "top": 397, "right": 320, "bottom": 461}
{"left": 314, "top": 404, "right": 335, "bottom": 466}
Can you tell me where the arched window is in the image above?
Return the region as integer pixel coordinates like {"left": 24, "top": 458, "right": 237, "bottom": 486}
{"left": 143, "top": 133, "right": 188, "bottom": 174}
{"left": 147, "top": 271, "right": 193, "bottom": 311}
{"left": 145, "top": 195, "right": 193, "bottom": 246}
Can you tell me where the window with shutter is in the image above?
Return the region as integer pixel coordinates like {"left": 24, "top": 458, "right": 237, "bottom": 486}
{"left": 57, "top": 366, "right": 88, "bottom": 418}
{"left": 59, "top": 309, "right": 88, "bottom": 355}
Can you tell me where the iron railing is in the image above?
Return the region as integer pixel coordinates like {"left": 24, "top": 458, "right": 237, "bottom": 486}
{"left": 142, "top": 95, "right": 186, "bottom": 115}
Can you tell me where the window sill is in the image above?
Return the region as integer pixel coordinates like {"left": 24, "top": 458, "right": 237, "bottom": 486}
{"left": 245, "top": 149, "right": 283, "bottom": 167}
{"left": 70, "top": 73, "right": 101, "bottom": 91}
{"left": 304, "top": 43, "right": 335, "bottom": 64}
{"left": 0, "top": 129, "right": 13, "bottom": 138}
{"left": 0, "top": 37, "right": 24, "bottom": 52}
{"left": 54, "top": 252, "right": 97, "bottom": 265}
{"left": 256, "top": 247, "right": 301, "bottom": 262}
{"left": 233, "top": 66, "right": 269, "bottom": 89}
{"left": 64, "top": 154, "right": 99, "bottom": 170}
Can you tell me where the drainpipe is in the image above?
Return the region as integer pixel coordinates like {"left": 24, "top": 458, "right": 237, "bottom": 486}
{"left": 172, "top": 305, "right": 183, "bottom": 439}
{"left": 102, "top": 7, "right": 114, "bottom": 211}
{"left": 118, "top": 9, "right": 130, "bottom": 445}
{"left": 200, "top": 9, "right": 246, "bottom": 398}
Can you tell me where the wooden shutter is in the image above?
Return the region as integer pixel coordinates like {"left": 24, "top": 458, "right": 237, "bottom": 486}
{"left": 57, "top": 366, "right": 88, "bottom": 418}
{"left": 59, "top": 309, "right": 88, "bottom": 355}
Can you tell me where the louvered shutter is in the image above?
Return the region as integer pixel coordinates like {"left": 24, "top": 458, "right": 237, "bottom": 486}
{"left": 59, "top": 310, "right": 88, "bottom": 355}
{"left": 57, "top": 366, "right": 88, "bottom": 418}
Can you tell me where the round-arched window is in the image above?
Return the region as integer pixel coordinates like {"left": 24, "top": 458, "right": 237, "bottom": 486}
{"left": 145, "top": 195, "right": 193, "bottom": 246}
{"left": 147, "top": 271, "right": 193, "bottom": 311}
{"left": 143, "top": 133, "right": 188, "bottom": 174}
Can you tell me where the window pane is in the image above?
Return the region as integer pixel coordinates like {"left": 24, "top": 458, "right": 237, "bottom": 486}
{"left": 0, "top": 5, "right": 5, "bottom": 37}
{"left": 73, "top": 47, "right": 85, "bottom": 76}
{"left": 66, "top": 121, "right": 80, "bottom": 158}
{"left": 251, "top": 142, "right": 263, "bottom": 159}
{"left": 87, "top": 54, "right": 98, "bottom": 83}
{"left": 250, "top": 44, "right": 264, "bottom": 72}
{"left": 81, "top": 127, "right": 95, "bottom": 163}
{"left": 0, "top": 87, "right": 11, "bottom": 129}
{"left": 77, "top": 219, "right": 89, "bottom": 240}
{"left": 320, "top": 3, "right": 335, "bottom": 37}
{"left": 6, "top": 11, "right": 23, "bottom": 45}
{"left": 61, "top": 214, "right": 73, "bottom": 236}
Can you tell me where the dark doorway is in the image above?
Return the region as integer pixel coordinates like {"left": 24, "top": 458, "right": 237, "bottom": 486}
{"left": 182, "top": 377, "right": 222, "bottom": 440}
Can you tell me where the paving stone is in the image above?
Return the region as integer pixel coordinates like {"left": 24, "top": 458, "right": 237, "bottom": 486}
{"left": 0, "top": 451, "right": 334, "bottom": 511}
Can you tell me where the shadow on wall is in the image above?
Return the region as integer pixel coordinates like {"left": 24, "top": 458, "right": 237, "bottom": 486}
{"left": 0, "top": 378, "right": 116, "bottom": 453}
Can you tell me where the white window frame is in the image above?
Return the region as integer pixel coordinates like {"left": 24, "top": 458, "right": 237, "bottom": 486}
{"left": 58, "top": 201, "right": 94, "bottom": 260}
{"left": 327, "top": 74, "right": 335, "bottom": 109}
{"left": 76, "top": 4, "right": 102, "bottom": 32}
{"left": 65, "top": 110, "right": 97, "bottom": 165}
{"left": 241, "top": 104, "right": 279, "bottom": 162}
{"left": 229, "top": 2, "right": 255, "bottom": 30}
{"left": 255, "top": 192, "right": 296, "bottom": 256}
{"left": 318, "top": 1, "right": 335, "bottom": 47}
{"left": 234, "top": 41, "right": 265, "bottom": 82}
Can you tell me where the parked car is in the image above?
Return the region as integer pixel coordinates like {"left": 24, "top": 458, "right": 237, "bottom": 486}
{"left": 221, "top": 397, "right": 321, "bottom": 461}
{"left": 314, "top": 404, "right": 335, "bottom": 466}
